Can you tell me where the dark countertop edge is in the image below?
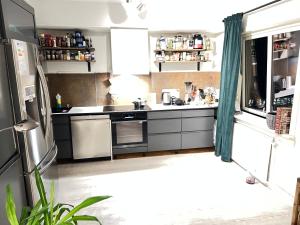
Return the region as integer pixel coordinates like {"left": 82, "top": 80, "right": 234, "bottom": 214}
{"left": 52, "top": 105, "right": 218, "bottom": 116}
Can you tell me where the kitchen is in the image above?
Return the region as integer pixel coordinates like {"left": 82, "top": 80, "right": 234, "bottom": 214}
{"left": 0, "top": 0, "right": 300, "bottom": 225}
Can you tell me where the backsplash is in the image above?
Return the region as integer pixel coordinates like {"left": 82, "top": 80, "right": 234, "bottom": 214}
{"left": 46, "top": 71, "right": 220, "bottom": 107}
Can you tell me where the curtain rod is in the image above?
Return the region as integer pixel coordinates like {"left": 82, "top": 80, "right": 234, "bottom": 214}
{"left": 223, "top": 0, "right": 284, "bottom": 22}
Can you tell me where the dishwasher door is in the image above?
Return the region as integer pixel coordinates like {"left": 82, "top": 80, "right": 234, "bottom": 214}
{"left": 71, "top": 115, "right": 112, "bottom": 160}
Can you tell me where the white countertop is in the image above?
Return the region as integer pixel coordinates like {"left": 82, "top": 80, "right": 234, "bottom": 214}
{"left": 68, "top": 106, "right": 104, "bottom": 114}
{"left": 148, "top": 103, "right": 218, "bottom": 111}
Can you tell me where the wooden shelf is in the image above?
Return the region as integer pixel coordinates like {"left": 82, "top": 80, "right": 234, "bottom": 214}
{"left": 273, "top": 37, "right": 290, "bottom": 42}
{"left": 154, "top": 60, "right": 210, "bottom": 63}
{"left": 45, "top": 60, "right": 96, "bottom": 62}
{"left": 154, "top": 49, "right": 209, "bottom": 53}
{"left": 40, "top": 47, "right": 95, "bottom": 51}
{"left": 273, "top": 49, "right": 287, "bottom": 53}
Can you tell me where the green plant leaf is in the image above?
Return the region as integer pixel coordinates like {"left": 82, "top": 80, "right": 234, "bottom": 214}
{"left": 72, "top": 215, "right": 101, "bottom": 224}
{"left": 5, "top": 185, "right": 20, "bottom": 225}
{"left": 34, "top": 168, "right": 50, "bottom": 225}
{"left": 58, "top": 196, "right": 111, "bottom": 224}
{"left": 49, "top": 181, "right": 55, "bottom": 224}
{"left": 27, "top": 200, "right": 41, "bottom": 225}
{"left": 19, "top": 207, "right": 30, "bottom": 225}
{"left": 54, "top": 207, "right": 71, "bottom": 224}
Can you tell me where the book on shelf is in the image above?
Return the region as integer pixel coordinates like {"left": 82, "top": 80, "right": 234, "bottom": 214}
{"left": 275, "top": 107, "right": 292, "bottom": 134}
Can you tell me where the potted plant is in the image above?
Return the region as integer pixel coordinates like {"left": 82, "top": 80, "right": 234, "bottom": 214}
{"left": 6, "top": 168, "right": 110, "bottom": 225}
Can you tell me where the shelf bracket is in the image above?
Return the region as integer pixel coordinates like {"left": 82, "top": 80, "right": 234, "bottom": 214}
{"left": 197, "top": 62, "right": 200, "bottom": 71}
{"left": 87, "top": 61, "right": 91, "bottom": 72}
{"left": 159, "top": 62, "right": 162, "bottom": 72}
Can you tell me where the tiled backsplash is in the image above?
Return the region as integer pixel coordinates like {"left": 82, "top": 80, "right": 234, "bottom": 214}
{"left": 46, "top": 71, "right": 220, "bottom": 107}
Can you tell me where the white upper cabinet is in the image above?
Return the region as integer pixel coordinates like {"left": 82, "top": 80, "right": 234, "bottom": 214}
{"left": 111, "top": 28, "right": 149, "bottom": 75}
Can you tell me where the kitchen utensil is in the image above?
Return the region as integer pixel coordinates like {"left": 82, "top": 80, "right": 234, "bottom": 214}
{"left": 161, "top": 91, "right": 171, "bottom": 105}
{"left": 175, "top": 98, "right": 184, "bottom": 106}
{"left": 132, "top": 98, "right": 146, "bottom": 109}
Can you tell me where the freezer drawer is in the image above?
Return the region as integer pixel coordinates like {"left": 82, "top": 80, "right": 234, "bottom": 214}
{"left": 71, "top": 115, "right": 112, "bottom": 159}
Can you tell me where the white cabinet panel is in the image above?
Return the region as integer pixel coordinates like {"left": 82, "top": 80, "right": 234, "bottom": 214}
{"left": 232, "top": 122, "right": 273, "bottom": 182}
{"left": 111, "top": 28, "right": 149, "bottom": 75}
{"left": 269, "top": 139, "right": 298, "bottom": 195}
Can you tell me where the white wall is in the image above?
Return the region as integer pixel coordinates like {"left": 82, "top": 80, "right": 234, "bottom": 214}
{"left": 27, "top": 0, "right": 147, "bottom": 29}
{"left": 243, "top": 0, "right": 300, "bottom": 33}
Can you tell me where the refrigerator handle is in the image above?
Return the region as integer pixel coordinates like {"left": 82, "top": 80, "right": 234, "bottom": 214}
{"left": 39, "top": 145, "right": 57, "bottom": 175}
{"left": 36, "top": 64, "right": 51, "bottom": 139}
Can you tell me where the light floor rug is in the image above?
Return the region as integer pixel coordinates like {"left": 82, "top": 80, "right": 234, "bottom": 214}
{"left": 54, "top": 152, "right": 293, "bottom": 225}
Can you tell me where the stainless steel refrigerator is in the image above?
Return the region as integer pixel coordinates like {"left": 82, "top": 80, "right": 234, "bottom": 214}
{"left": 0, "top": 0, "right": 58, "bottom": 207}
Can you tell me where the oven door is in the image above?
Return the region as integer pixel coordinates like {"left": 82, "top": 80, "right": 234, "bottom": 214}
{"left": 112, "top": 120, "right": 147, "bottom": 147}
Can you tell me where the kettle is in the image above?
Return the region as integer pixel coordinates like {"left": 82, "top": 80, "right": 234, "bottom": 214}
{"left": 161, "top": 92, "right": 171, "bottom": 105}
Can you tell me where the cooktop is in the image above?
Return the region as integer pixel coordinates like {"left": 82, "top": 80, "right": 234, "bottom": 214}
{"left": 103, "top": 105, "right": 150, "bottom": 112}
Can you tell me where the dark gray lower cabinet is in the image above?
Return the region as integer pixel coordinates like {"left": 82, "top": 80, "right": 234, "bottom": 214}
{"left": 0, "top": 158, "right": 27, "bottom": 225}
{"left": 182, "top": 117, "right": 214, "bottom": 131}
{"left": 147, "top": 109, "right": 215, "bottom": 152}
{"left": 148, "top": 133, "right": 181, "bottom": 151}
{"left": 181, "top": 131, "right": 214, "bottom": 149}
{"left": 148, "top": 119, "right": 181, "bottom": 134}
{"left": 52, "top": 115, "right": 73, "bottom": 160}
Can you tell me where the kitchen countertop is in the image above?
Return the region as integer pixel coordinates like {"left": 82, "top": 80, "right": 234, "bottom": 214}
{"left": 52, "top": 103, "right": 218, "bottom": 115}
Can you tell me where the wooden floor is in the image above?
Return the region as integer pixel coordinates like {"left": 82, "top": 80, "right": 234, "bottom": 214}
{"left": 113, "top": 147, "right": 214, "bottom": 159}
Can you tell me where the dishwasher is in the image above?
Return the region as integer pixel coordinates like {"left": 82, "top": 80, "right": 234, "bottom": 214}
{"left": 71, "top": 115, "right": 112, "bottom": 160}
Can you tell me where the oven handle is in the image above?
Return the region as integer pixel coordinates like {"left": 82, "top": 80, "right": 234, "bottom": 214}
{"left": 112, "top": 120, "right": 147, "bottom": 124}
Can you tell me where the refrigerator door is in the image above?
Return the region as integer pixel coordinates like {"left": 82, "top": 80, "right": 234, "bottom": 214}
{"left": 26, "top": 143, "right": 58, "bottom": 205}
{"left": 0, "top": 157, "right": 27, "bottom": 225}
{"left": 10, "top": 39, "right": 54, "bottom": 173}
{"left": 0, "top": 43, "right": 18, "bottom": 171}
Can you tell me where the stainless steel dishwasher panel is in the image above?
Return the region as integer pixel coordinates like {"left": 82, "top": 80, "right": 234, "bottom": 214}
{"left": 71, "top": 115, "right": 112, "bottom": 159}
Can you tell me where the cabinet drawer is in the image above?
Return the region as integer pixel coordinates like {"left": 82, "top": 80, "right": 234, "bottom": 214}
{"left": 148, "top": 111, "right": 181, "bottom": 119}
{"left": 148, "top": 119, "right": 181, "bottom": 134}
{"left": 181, "top": 131, "right": 213, "bottom": 149}
{"left": 182, "top": 117, "right": 214, "bottom": 131}
{"left": 148, "top": 133, "right": 181, "bottom": 151}
{"left": 56, "top": 140, "right": 73, "bottom": 160}
{"left": 113, "top": 146, "right": 147, "bottom": 155}
{"left": 181, "top": 109, "right": 214, "bottom": 118}
{"left": 53, "top": 124, "right": 70, "bottom": 140}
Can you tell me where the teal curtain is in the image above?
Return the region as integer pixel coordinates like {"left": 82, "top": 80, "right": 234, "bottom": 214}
{"left": 215, "top": 13, "right": 243, "bottom": 162}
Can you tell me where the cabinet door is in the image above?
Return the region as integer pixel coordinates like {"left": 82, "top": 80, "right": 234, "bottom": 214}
{"left": 269, "top": 139, "right": 297, "bottom": 195}
{"left": 148, "top": 111, "right": 182, "bottom": 119}
{"left": 182, "top": 117, "right": 214, "bottom": 132}
{"left": 111, "top": 28, "right": 149, "bottom": 75}
{"left": 56, "top": 140, "right": 73, "bottom": 160}
{"left": 148, "top": 119, "right": 181, "bottom": 134}
{"left": 181, "top": 131, "right": 213, "bottom": 149}
{"left": 181, "top": 109, "right": 214, "bottom": 118}
{"left": 148, "top": 133, "right": 181, "bottom": 151}
{"left": 232, "top": 122, "right": 273, "bottom": 182}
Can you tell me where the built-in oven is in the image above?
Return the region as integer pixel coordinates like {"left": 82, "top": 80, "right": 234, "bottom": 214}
{"left": 111, "top": 112, "right": 147, "bottom": 154}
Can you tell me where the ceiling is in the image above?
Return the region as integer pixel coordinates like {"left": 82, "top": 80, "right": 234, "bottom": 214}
{"left": 26, "top": 0, "right": 286, "bottom": 33}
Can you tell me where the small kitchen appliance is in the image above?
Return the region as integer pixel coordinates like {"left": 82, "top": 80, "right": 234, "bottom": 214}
{"left": 184, "top": 81, "right": 193, "bottom": 103}
{"left": 162, "top": 91, "right": 171, "bottom": 105}
{"left": 161, "top": 89, "right": 180, "bottom": 105}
